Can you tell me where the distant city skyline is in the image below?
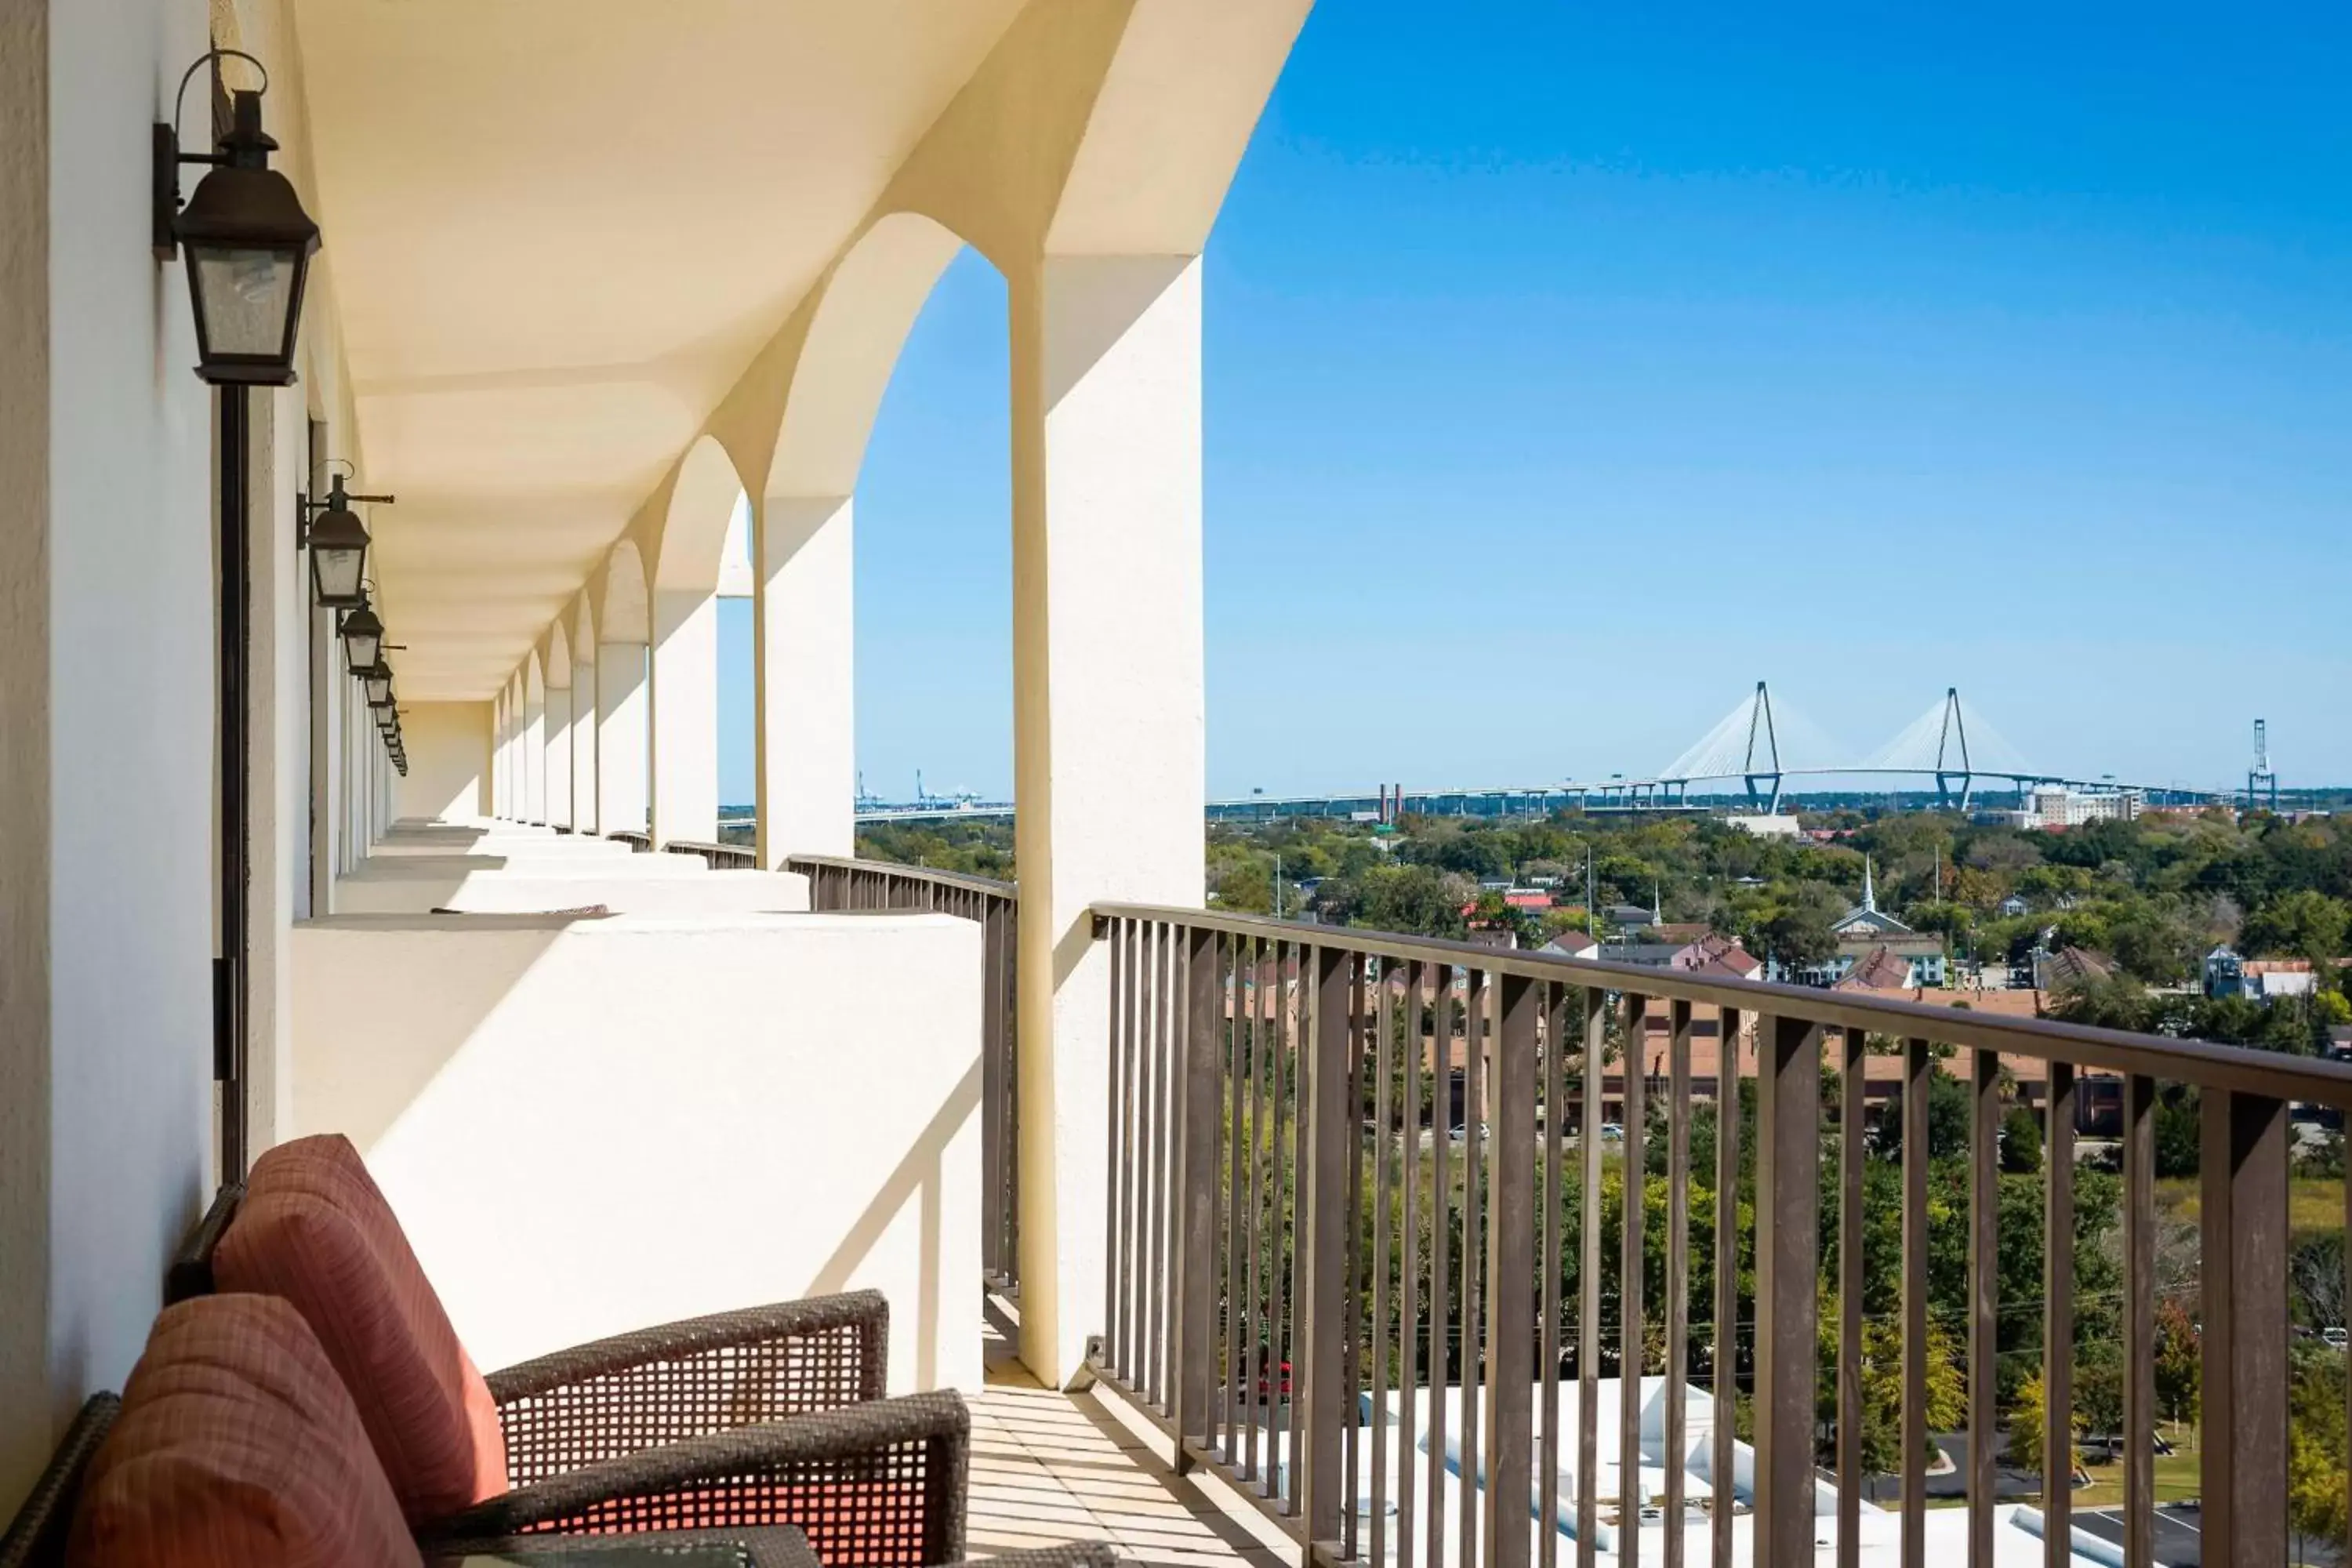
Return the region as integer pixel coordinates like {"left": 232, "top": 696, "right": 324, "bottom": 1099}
{"left": 721, "top": 1, "right": 2352, "bottom": 805}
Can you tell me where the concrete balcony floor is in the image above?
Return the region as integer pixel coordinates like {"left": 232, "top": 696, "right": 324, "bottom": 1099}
{"left": 974, "top": 1302, "right": 1292, "bottom": 1568}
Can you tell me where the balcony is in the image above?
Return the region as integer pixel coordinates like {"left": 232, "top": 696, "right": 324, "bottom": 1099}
{"left": 5, "top": 4, "right": 2347, "bottom": 1566}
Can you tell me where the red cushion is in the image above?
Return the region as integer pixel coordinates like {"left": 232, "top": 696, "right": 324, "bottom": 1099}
{"left": 213, "top": 1134, "right": 508, "bottom": 1526}
{"left": 68, "top": 1294, "right": 421, "bottom": 1568}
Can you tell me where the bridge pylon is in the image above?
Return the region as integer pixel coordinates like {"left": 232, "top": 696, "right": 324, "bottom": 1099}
{"left": 1743, "top": 681, "right": 1785, "bottom": 813}
{"left": 1932, "top": 686, "right": 1975, "bottom": 812}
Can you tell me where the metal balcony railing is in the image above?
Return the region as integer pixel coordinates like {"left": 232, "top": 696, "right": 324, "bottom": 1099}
{"left": 1089, "top": 903, "right": 2352, "bottom": 1568}
{"left": 662, "top": 837, "right": 757, "bottom": 869}
{"left": 786, "top": 855, "right": 1020, "bottom": 1290}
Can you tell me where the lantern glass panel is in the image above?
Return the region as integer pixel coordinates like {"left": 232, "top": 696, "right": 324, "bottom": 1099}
{"left": 191, "top": 248, "right": 299, "bottom": 357}
{"left": 312, "top": 539, "right": 365, "bottom": 607}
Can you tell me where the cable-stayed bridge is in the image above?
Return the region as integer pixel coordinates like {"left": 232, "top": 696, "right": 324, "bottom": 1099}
{"left": 1204, "top": 683, "right": 2242, "bottom": 822}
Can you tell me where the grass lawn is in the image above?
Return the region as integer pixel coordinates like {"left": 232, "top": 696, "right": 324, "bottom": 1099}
{"left": 2158, "top": 1174, "right": 2345, "bottom": 1235}
{"left": 2063, "top": 1430, "right": 2201, "bottom": 1510}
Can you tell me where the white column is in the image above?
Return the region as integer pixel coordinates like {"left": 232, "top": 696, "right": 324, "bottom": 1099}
{"left": 308, "top": 607, "right": 332, "bottom": 905}
{"left": 524, "top": 685, "right": 546, "bottom": 825}
{"left": 648, "top": 590, "right": 718, "bottom": 847}
{"left": 597, "top": 642, "right": 649, "bottom": 834}
{"left": 1008, "top": 255, "right": 1205, "bottom": 1387}
{"left": 573, "top": 648, "right": 600, "bottom": 833}
{"left": 492, "top": 687, "right": 509, "bottom": 818}
{"left": 545, "top": 683, "right": 573, "bottom": 830}
{"left": 755, "top": 496, "right": 855, "bottom": 866}
{"left": 242, "top": 386, "right": 305, "bottom": 1153}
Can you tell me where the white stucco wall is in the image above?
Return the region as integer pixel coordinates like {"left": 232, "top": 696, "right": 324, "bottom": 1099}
{"left": 0, "top": 0, "right": 217, "bottom": 1512}
{"left": 397, "top": 701, "right": 492, "bottom": 823}
{"left": 289, "top": 913, "right": 981, "bottom": 1391}
{"left": 334, "top": 867, "right": 810, "bottom": 916}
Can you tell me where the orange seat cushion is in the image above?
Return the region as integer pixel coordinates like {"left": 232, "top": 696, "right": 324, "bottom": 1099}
{"left": 213, "top": 1134, "right": 508, "bottom": 1526}
{"left": 68, "top": 1294, "right": 421, "bottom": 1568}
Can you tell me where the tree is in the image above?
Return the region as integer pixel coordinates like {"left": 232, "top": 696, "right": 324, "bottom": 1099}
{"left": 1869, "top": 1065, "right": 1973, "bottom": 1163}
{"left": 2287, "top": 1348, "right": 2349, "bottom": 1549}
{"left": 1762, "top": 907, "right": 1837, "bottom": 970}
{"left": 1999, "top": 1105, "right": 2042, "bottom": 1175}
{"left": 2243, "top": 888, "right": 2352, "bottom": 964}
{"left": 2005, "top": 1371, "right": 2085, "bottom": 1487}
{"left": 2153, "top": 1298, "right": 2199, "bottom": 1428}
{"left": 2153, "top": 1087, "right": 2201, "bottom": 1179}
{"left": 1325, "top": 865, "right": 1473, "bottom": 939}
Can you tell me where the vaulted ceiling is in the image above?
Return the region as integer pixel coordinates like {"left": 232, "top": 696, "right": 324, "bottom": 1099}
{"left": 292, "top": 0, "right": 1029, "bottom": 699}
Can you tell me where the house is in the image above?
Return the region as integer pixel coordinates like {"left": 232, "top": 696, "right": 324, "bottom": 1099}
{"left": 2205, "top": 945, "right": 2245, "bottom": 998}
{"left": 1834, "top": 944, "right": 1917, "bottom": 993}
{"left": 1999, "top": 894, "right": 2031, "bottom": 917}
{"left": 1608, "top": 902, "right": 1659, "bottom": 929}
{"left": 1788, "top": 859, "right": 1949, "bottom": 988}
{"left": 1544, "top": 929, "right": 1602, "bottom": 961}
{"left": 1502, "top": 887, "right": 1553, "bottom": 911}
{"left": 1671, "top": 931, "right": 1763, "bottom": 981}
{"left": 2242, "top": 959, "right": 2319, "bottom": 1000}
{"left": 2036, "top": 946, "right": 2116, "bottom": 993}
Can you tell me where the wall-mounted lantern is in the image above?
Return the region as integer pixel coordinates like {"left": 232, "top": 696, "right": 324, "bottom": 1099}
{"left": 361, "top": 662, "right": 394, "bottom": 709}
{"left": 299, "top": 473, "right": 390, "bottom": 609}
{"left": 339, "top": 600, "right": 383, "bottom": 675}
{"left": 155, "top": 56, "right": 320, "bottom": 387}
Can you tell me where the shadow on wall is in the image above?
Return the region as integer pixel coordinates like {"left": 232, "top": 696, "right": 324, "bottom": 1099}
{"left": 287, "top": 912, "right": 985, "bottom": 1391}
{"left": 806, "top": 1054, "right": 978, "bottom": 1392}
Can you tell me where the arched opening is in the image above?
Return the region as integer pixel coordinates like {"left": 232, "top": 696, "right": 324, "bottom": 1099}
{"left": 521, "top": 652, "right": 546, "bottom": 825}
{"left": 596, "top": 539, "right": 652, "bottom": 837}
{"left": 855, "top": 249, "right": 1012, "bottom": 832}
{"left": 753, "top": 211, "right": 971, "bottom": 864}
{"left": 716, "top": 492, "right": 755, "bottom": 848}
{"left": 544, "top": 618, "right": 574, "bottom": 831}
{"left": 570, "top": 595, "right": 599, "bottom": 834}
{"left": 648, "top": 436, "right": 748, "bottom": 848}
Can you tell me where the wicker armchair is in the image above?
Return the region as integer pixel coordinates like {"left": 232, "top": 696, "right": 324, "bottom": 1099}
{"left": 172, "top": 1185, "right": 971, "bottom": 1565}
{"left": 0, "top": 1394, "right": 118, "bottom": 1568}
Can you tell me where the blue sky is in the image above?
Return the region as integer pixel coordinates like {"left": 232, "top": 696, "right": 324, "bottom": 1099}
{"left": 722, "top": 1, "right": 2352, "bottom": 805}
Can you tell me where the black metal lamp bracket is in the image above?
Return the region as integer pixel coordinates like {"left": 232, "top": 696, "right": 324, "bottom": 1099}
{"left": 295, "top": 488, "right": 397, "bottom": 549}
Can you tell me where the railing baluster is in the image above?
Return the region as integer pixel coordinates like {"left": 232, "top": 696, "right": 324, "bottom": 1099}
{"left": 1146, "top": 921, "right": 1168, "bottom": 1406}
{"left": 1483, "top": 971, "right": 1538, "bottom": 1568}
{"left": 1900, "top": 1038, "right": 1929, "bottom": 1568}
{"left": 2122, "top": 1073, "right": 2153, "bottom": 1568}
{"left": 1227, "top": 935, "right": 1247, "bottom": 1468}
{"left": 1176, "top": 924, "right": 1220, "bottom": 1462}
{"left": 1711, "top": 1007, "right": 1740, "bottom": 1568}
{"left": 1271, "top": 941, "right": 1294, "bottom": 1509}
{"left": 1838, "top": 1025, "right": 1863, "bottom": 1568}
{"left": 1664, "top": 1000, "right": 1691, "bottom": 1568}
{"left": 2044, "top": 1060, "right": 2075, "bottom": 1565}
{"left": 1344, "top": 956, "right": 1366, "bottom": 1561}
{"left": 1429, "top": 964, "right": 1453, "bottom": 1568}
{"left": 981, "top": 898, "right": 1005, "bottom": 1283}
{"left": 1108, "top": 917, "right": 1131, "bottom": 1374}
{"left": 2200, "top": 1087, "right": 2289, "bottom": 1565}
{"left": 1621, "top": 994, "right": 1647, "bottom": 1568}
{"left": 1753, "top": 1015, "right": 1820, "bottom": 1568}
{"left": 1461, "top": 970, "right": 1486, "bottom": 1568}
{"left": 1541, "top": 985, "right": 1565, "bottom": 1568}
{"left": 1969, "top": 1048, "right": 1999, "bottom": 1568}
{"left": 1577, "top": 986, "right": 1603, "bottom": 1568}
{"left": 1288, "top": 942, "right": 1309, "bottom": 1513}
{"left": 1299, "top": 946, "right": 1352, "bottom": 1548}
{"left": 1247, "top": 935, "right": 1269, "bottom": 1485}
{"left": 1399, "top": 961, "right": 1422, "bottom": 1568}
{"left": 1372, "top": 958, "right": 1395, "bottom": 1568}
